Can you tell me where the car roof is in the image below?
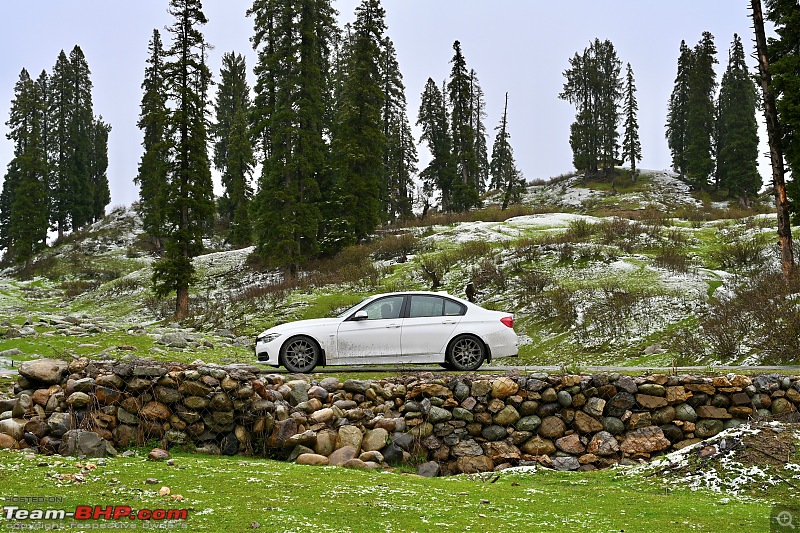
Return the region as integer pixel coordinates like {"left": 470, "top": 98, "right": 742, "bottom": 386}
{"left": 363, "top": 291, "right": 470, "bottom": 303}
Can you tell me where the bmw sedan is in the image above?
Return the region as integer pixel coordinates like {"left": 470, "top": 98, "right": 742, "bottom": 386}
{"left": 255, "top": 291, "right": 518, "bottom": 373}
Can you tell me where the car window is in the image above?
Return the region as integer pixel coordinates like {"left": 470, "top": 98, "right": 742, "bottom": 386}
{"left": 409, "top": 295, "right": 446, "bottom": 318}
{"left": 444, "top": 298, "right": 466, "bottom": 316}
{"left": 359, "top": 296, "right": 404, "bottom": 320}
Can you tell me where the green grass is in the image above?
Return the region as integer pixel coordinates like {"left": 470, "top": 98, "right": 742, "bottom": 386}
{"left": 0, "top": 450, "right": 776, "bottom": 533}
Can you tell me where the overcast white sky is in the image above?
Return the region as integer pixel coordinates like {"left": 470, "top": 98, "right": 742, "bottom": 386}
{"left": 0, "top": 0, "right": 768, "bottom": 208}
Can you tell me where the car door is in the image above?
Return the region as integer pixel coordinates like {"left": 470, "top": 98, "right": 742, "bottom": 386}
{"left": 335, "top": 295, "right": 405, "bottom": 360}
{"left": 401, "top": 295, "right": 465, "bottom": 357}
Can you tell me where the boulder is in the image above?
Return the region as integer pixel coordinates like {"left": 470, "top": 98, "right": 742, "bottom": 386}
{"left": 336, "top": 425, "right": 363, "bottom": 453}
{"left": 59, "top": 430, "right": 117, "bottom": 458}
{"left": 491, "top": 377, "right": 519, "bottom": 399}
{"left": 620, "top": 426, "right": 670, "bottom": 455}
{"left": 457, "top": 455, "right": 494, "bottom": 474}
{"left": 521, "top": 436, "right": 556, "bottom": 456}
{"left": 140, "top": 401, "right": 171, "bottom": 421}
{"left": 296, "top": 453, "right": 329, "bottom": 466}
{"left": 555, "top": 433, "right": 585, "bottom": 455}
{"left": 0, "top": 433, "right": 19, "bottom": 449}
{"left": 551, "top": 456, "right": 581, "bottom": 471}
{"left": 538, "top": 416, "right": 566, "bottom": 439}
{"left": 361, "top": 428, "right": 388, "bottom": 452}
{"left": 19, "top": 359, "right": 68, "bottom": 385}
{"left": 587, "top": 431, "right": 620, "bottom": 456}
{"left": 329, "top": 446, "right": 358, "bottom": 466}
{"left": 573, "top": 411, "right": 603, "bottom": 434}
{"left": 417, "top": 461, "right": 440, "bottom": 477}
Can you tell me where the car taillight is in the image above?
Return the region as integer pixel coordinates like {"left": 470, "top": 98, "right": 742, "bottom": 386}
{"left": 501, "top": 316, "right": 514, "bottom": 328}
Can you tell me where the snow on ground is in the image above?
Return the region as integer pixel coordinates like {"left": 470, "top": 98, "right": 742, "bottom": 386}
{"left": 425, "top": 213, "right": 600, "bottom": 244}
{"left": 630, "top": 421, "right": 800, "bottom": 495}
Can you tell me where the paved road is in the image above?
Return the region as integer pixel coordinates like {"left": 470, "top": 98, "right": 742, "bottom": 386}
{"left": 255, "top": 364, "right": 800, "bottom": 374}
{"left": 2, "top": 365, "right": 798, "bottom": 378}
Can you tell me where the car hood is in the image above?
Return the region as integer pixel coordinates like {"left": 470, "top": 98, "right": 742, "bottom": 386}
{"left": 257, "top": 317, "right": 341, "bottom": 337}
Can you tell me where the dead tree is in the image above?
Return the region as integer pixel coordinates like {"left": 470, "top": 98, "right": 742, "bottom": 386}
{"left": 751, "top": 0, "right": 796, "bottom": 279}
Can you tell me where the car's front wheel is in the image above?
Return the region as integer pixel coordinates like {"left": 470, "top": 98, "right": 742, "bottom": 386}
{"left": 280, "top": 336, "right": 319, "bottom": 373}
{"left": 447, "top": 335, "right": 486, "bottom": 371}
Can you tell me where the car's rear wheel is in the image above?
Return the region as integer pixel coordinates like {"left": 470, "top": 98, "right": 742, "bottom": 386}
{"left": 280, "top": 336, "right": 319, "bottom": 373}
{"left": 447, "top": 335, "right": 486, "bottom": 371}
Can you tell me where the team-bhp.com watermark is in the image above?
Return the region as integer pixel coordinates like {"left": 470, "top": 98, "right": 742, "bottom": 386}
{"left": 2, "top": 497, "right": 189, "bottom": 530}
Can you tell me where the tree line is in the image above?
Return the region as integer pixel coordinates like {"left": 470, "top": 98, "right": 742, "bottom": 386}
{"left": 133, "top": 0, "right": 525, "bottom": 317}
{"left": 665, "top": 32, "right": 760, "bottom": 204}
{"left": 3, "top": 0, "right": 799, "bottom": 317}
{"left": 0, "top": 46, "right": 111, "bottom": 270}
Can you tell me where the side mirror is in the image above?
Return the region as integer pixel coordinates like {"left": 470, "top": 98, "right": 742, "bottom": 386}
{"left": 352, "top": 310, "right": 369, "bottom": 321}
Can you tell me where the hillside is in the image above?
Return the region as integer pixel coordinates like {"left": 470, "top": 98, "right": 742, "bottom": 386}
{"left": 0, "top": 169, "right": 797, "bottom": 371}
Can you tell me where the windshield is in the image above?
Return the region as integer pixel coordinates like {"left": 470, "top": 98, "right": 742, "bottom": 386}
{"left": 336, "top": 296, "right": 375, "bottom": 318}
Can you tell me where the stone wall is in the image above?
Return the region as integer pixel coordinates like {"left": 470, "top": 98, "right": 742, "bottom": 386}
{"left": 1, "top": 358, "right": 798, "bottom": 476}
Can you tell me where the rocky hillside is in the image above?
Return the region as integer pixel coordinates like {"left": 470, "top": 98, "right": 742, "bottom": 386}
{"left": 0, "top": 169, "right": 796, "bottom": 370}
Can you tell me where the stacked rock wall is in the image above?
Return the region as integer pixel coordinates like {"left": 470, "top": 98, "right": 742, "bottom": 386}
{"left": 1, "top": 358, "right": 799, "bottom": 475}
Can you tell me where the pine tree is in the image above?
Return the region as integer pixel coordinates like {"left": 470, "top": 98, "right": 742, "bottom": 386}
{"left": 684, "top": 32, "right": 718, "bottom": 189}
{"left": 490, "top": 92, "right": 525, "bottom": 210}
{"left": 248, "top": 0, "right": 335, "bottom": 271}
{"left": 136, "top": 30, "right": 171, "bottom": 250}
{"left": 89, "top": 117, "right": 111, "bottom": 223}
{"left": 1, "top": 69, "right": 49, "bottom": 269}
{"left": 716, "top": 34, "right": 760, "bottom": 203}
{"left": 329, "top": 0, "right": 387, "bottom": 242}
{"left": 621, "top": 63, "right": 642, "bottom": 181}
{"left": 560, "top": 39, "right": 623, "bottom": 178}
{"left": 380, "top": 36, "right": 417, "bottom": 221}
{"left": 67, "top": 45, "right": 95, "bottom": 230}
{"left": 152, "top": 0, "right": 215, "bottom": 320}
{"left": 213, "top": 52, "right": 254, "bottom": 246}
{"left": 666, "top": 41, "right": 692, "bottom": 178}
{"left": 448, "top": 40, "right": 481, "bottom": 210}
{"left": 48, "top": 50, "right": 73, "bottom": 240}
{"left": 417, "top": 77, "right": 457, "bottom": 212}
{"left": 470, "top": 69, "right": 489, "bottom": 193}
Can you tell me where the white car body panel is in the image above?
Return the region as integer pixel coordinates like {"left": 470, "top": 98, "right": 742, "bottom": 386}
{"left": 254, "top": 291, "right": 518, "bottom": 371}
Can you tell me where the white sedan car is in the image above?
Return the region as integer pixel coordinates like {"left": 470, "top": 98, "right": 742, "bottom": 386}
{"left": 255, "top": 291, "right": 518, "bottom": 373}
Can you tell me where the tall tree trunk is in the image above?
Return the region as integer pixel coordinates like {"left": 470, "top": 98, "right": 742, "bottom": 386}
{"left": 751, "top": 0, "right": 796, "bottom": 279}
{"left": 176, "top": 286, "right": 189, "bottom": 320}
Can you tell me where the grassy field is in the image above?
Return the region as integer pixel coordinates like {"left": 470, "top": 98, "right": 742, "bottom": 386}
{"left": 0, "top": 449, "right": 786, "bottom": 532}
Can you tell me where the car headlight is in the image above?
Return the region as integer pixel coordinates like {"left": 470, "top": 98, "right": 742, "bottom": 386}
{"left": 257, "top": 332, "right": 282, "bottom": 343}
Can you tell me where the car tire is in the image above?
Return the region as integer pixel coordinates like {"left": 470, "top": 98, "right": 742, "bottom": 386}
{"left": 447, "top": 334, "right": 486, "bottom": 371}
{"left": 280, "top": 336, "right": 319, "bottom": 373}
{"left": 439, "top": 362, "right": 454, "bottom": 370}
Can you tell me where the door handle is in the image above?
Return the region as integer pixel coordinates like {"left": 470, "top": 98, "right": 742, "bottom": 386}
{"left": 385, "top": 324, "right": 401, "bottom": 329}
{"left": 442, "top": 320, "right": 457, "bottom": 325}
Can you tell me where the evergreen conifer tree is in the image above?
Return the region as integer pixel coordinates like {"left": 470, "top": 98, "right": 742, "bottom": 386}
{"left": 560, "top": 39, "right": 622, "bottom": 178}
{"left": 380, "top": 37, "right": 416, "bottom": 221}
{"left": 490, "top": 92, "right": 525, "bottom": 210}
{"left": 622, "top": 63, "right": 642, "bottom": 181}
{"left": 248, "top": 0, "right": 335, "bottom": 271}
{"left": 89, "top": 117, "right": 111, "bottom": 223}
{"left": 152, "top": 0, "right": 215, "bottom": 319}
{"left": 329, "top": 0, "right": 387, "bottom": 242}
{"left": 684, "top": 32, "right": 718, "bottom": 189}
{"left": 716, "top": 34, "right": 760, "bottom": 203}
{"left": 470, "top": 69, "right": 489, "bottom": 193}
{"left": 213, "top": 52, "right": 254, "bottom": 246}
{"left": 67, "top": 45, "right": 95, "bottom": 230}
{"left": 447, "top": 41, "right": 481, "bottom": 210}
{"left": 1, "top": 69, "right": 48, "bottom": 269}
{"left": 666, "top": 41, "right": 692, "bottom": 178}
{"left": 136, "top": 29, "right": 171, "bottom": 251}
{"left": 48, "top": 50, "right": 73, "bottom": 240}
{"left": 417, "top": 78, "right": 457, "bottom": 212}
